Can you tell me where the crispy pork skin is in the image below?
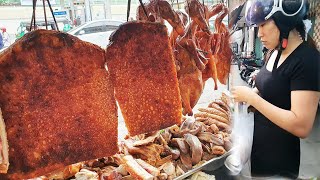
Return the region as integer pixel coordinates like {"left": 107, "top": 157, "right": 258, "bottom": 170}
{"left": 106, "top": 21, "right": 182, "bottom": 136}
{"left": 0, "top": 30, "right": 118, "bottom": 179}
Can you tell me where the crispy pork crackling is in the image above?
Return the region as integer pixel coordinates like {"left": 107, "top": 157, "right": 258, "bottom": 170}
{"left": 106, "top": 21, "right": 182, "bottom": 136}
{"left": 0, "top": 30, "right": 118, "bottom": 179}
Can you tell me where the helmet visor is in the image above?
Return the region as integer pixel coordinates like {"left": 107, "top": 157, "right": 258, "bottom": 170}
{"left": 245, "top": 0, "right": 274, "bottom": 26}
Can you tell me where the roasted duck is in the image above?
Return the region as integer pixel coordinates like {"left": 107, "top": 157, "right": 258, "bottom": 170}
{"left": 0, "top": 30, "right": 118, "bottom": 179}
{"left": 136, "top": 0, "right": 231, "bottom": 115}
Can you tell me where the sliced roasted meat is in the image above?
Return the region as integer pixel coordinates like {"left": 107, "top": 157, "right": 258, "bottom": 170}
{"left": 159, "top": 162, "right": 176, "bottom": 177}
{"left": 123, "top": 139, "right": 164, "bottom": 166}
{"left": 184, "top": 134, "right": 203, "bottom": 165}
{"left": 194, "top": 111, "right": 230, "bottom": 125}
{"left": 202, "top": 152, "right": 217, "bottom": 161}
{"left": 179, "top": 153, "right": 193, "bottom": 170}
{"left": 197, "top": 107, "right": 229, "bottom": 120}
{"left": 196, "top": 117, "right": 231, "bottom": 132}
{"left": 133, "top": 132, "right": 159, "bottom": 147}
{"left": 122, "top": 155, "right": 154, "bottom": 180}
{"left": 197, "top": 132, "right": 224, "bottom": 145}
{"left": 180, "top": 117, "right": 202, "bottom": 136}
{"left": 211, "top": 145, "right": 226, "bottom": 155}
{"left": 223, "top": 137, "right": 232, "bottom": 151}
{"left": 209, "top": 99, "right": 231, "bottom": 113}
{"left": 210, "top": 124, "right": 220, "bottom": 134}
{"left": 171, "top": 138, "right": 190, "bottom": 154}
{"left": 135, "top": 159, "right": 160, "bottom": 176}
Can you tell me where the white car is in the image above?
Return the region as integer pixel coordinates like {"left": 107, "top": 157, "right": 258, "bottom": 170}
{"left": 68, "top": 19, "right": 125, "bottom": 48}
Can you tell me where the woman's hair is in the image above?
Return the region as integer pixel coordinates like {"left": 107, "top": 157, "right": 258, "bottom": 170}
{"left": 295, "top": 20, "right": 317, "bottom": 49}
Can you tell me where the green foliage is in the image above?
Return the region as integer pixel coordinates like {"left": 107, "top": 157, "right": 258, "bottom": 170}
{"left": 0, "top": 0, "right": 20, "bottom": 5}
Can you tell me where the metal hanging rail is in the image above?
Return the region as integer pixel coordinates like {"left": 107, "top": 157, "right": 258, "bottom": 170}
{"left": 29, "top": 0, "right": 59, "bottom": 31}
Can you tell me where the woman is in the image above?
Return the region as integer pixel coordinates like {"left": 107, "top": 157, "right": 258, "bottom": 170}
{"left": 231, "top": 0, "right": 320, "bottom": 178}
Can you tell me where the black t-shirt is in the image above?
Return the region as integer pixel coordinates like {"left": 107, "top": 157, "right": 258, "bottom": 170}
{"left": 252, "top": 42, "right": 320, "bottom": 178}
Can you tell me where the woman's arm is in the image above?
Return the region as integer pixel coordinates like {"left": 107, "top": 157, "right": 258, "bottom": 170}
{"left": 232, "top": 86, "right": 320, "bottom": 138}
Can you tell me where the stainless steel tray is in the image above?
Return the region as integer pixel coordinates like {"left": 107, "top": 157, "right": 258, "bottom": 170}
{"left": 174, "top": 149, "right": 233, "bottom": 180}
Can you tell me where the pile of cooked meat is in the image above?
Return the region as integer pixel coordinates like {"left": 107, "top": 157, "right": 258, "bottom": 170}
{"left": 37, "top": 95, "right": 232, "bottom": 180}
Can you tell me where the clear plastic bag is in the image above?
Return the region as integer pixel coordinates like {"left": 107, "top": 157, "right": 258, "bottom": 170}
{"left": 225, "top": 102, "right": 254, "bottom": 176}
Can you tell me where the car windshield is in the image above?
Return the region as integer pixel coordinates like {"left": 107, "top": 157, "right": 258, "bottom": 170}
{"left": 68, "top": 20, "right": 124, "bottom": 35}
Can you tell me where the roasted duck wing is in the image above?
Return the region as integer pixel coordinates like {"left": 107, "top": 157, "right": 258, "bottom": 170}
{"left": 212, "top": 7, "right": 232, "bottom": 84}
{"left": 0, "top": 30, "right": 118, "bottom": 179}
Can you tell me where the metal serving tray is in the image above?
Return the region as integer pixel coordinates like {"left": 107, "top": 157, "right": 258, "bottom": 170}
{"left": 174, "top": 149, "right": 233, "bottom": 180}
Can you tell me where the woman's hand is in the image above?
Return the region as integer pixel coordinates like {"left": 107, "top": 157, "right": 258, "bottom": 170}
{"left": 231, "top": 86, "right": 257, "bottom": 104}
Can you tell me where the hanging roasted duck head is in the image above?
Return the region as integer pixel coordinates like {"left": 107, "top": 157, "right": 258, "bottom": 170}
{"left": 157, "top": 0, "right": 184, "bottom": 35}
{"left": 137, "top": 0, "right": 185, "bottom": 36}
{"left": 184, "top": 0, "right": 210, "bottom": 33}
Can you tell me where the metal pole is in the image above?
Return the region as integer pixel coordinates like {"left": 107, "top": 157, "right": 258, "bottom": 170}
{"left": 70, "top": 0, "right": 75, "bottom": 21}
{"left": 30, "top": 10, "right": 35, "bottom": 31}
{"left": 126, "top": 0, "right": 131, "bottom": 21}
{"left": 105, "top": 0, "right": 111, "bottom": 19}
{"left": 60, "top": 0, "right": 65, "bottom": 9}
{"left": 138, "top": 0, "right": 148, "bottom": 19}
{"left": 84, "top": 0, "right": 91, "bottom": 22}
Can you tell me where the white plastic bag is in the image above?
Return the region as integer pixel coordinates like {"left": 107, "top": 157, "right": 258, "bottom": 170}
{"left": 225, "top": 102, "right": 254, "bottom": 176}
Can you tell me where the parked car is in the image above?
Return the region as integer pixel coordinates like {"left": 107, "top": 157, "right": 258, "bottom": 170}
{"left": 68, "top": 19, "right": 125, "bottom": 48}
{"left": 16, "top": 19, "right": 70, "bottom": 40}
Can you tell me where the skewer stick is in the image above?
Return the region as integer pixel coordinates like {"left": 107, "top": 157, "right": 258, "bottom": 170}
{"left": 138, "top": 0, "right": 148, "bottom": 19}
{"left": 47, "top": 0, "right": 59, "bottom": 31}
{"left": 30, "top": 0, "right": 37, "bottom": 31}
{"left": 30, "top": 12, "right": 35, "bottom": 31}
{"left": 126, "top": 0, "right": 131, "bottom": 21}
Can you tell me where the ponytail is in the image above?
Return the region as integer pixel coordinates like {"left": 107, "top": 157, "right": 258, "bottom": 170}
{"left": 295, "top": 20, "right": 317, "bottom": 49}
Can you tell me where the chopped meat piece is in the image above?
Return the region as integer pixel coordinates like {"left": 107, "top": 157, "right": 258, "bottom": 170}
{"left": 211, "top": 145, "right": 226, "bottom": 155}
{"left": 122, "top": 155, "right": 154, "bottom": 180}
{"left": 135, "top": 159, "right": 160, "bottom": 176}
{"left": 184, "top": 134, "right": 203, "bottom": 165}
